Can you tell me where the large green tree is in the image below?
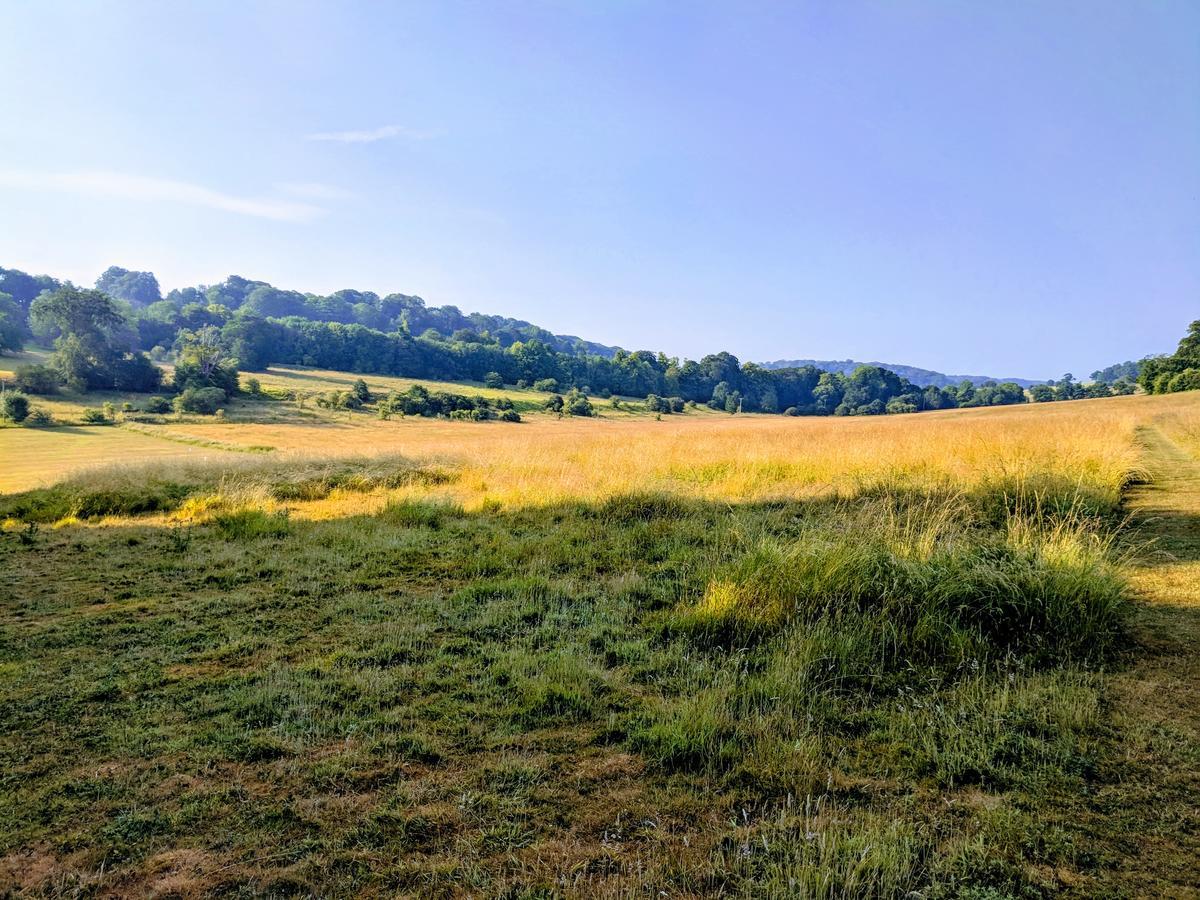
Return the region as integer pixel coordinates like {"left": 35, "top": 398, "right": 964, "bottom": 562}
{"left": 29, "top": 287, "right": 160, "bottom": 392}
{"left": 95, "top": 266, "right": 162, "bottom": 307}
{"left": 0, "top": 291, "right": 27, "bottom": 353}
{"left": 172, "top": 326, "right": 240, "bottom": 398}
{"left": 1139, "top": 321, "right": 1200, "bottom": 394}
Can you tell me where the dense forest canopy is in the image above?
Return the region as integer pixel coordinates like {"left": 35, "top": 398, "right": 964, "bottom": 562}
{"left": 1139, "top": 321, "right": 1200, "bottom": 394}
{"left": 761, "top": 358, "right": 1045, "bottom": 388}
{"left": 1091, "top": 359, "right": 1142, "bottom": 384}
{"left": 0, "top": 264, "right": 1182, "bottom": 415}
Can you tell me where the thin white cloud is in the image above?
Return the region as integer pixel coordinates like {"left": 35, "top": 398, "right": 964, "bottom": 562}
{"left": 0, "top": 170, "right": 323, "bottom": 222}
{"left": 276, "top": 181, "right": 353, "bottom": 200}
{"left": 304, "top": 124, "right": 439, "bottom": 143}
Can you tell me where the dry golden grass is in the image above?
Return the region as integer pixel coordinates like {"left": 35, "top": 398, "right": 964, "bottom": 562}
{"left": 9, "top": 382, "right": 1197, "bottom": 513}
{"left": 161, "top": 392, "right": 1165, "bottom": 515}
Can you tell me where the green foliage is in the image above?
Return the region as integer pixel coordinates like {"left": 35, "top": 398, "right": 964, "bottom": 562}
{"left": 563, "top": 388, "right": 594, "bottom": 417}
{"left": 646, "top": 393, "right": 685, "bottom": 414}
{"left": 0, "top": 265, "right": 1038, "bottom": 418}
{"left": 0, "top": 390, "right": 30, "bottom": 422}
{"left": 0, "top": 290, "right": 27, "bottom": 353}
{"left": 172, "top": 326, "right": 239, "bottom": 398}
{"left": 351, "top": 377, "right": 372, "bottom": 403}
{"left": 95, "top": 266, "right": 161, "bottom": 307}
{"left": 143, "top": 395, "right": 172, "bottom": 414}
{"left": 79, "top": 407, "right": 111, "bottom": 424}
{"left": 1091, "top": 359, "right": 1140, "bottom": 384}
{"left": 173, "top": 386, "right": 227, "bottom": 414}
{"left": 11, "top": 364, "right": 61, "bottom": 395}
{"left": 1141, "top": 321, "right": 1200, "bottom": 394}
{"left": 30, "top": 286, "right": 162, "bottom": 393}
{"left": 376, "top": 384, "right": 519, "bottom": 421}
{"left": 23, "top": 406, "right": 53, "bottom": 427}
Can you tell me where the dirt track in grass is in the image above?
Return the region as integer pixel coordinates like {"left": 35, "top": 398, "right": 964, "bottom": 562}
{"left": 1085, "top": 425, "right": 1200, "bottom": 895}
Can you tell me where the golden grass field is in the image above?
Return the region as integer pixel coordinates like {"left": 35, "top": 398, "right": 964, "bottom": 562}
{"left": 4, "top": 365, "right": 1190, "bottom": 504}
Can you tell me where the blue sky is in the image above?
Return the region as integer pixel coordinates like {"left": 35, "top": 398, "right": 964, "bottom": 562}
{"left": 1, "top": 1, "right": 1196, "bottom": 379}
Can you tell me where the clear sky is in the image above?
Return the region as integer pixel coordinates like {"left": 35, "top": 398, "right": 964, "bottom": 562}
{"left": 1, "top": 1, "right": 1196, "bottom": 379}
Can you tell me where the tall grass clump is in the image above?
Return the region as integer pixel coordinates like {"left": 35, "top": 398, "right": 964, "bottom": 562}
{"left": 673, "top": 495, "right": 1127, "bottom": 667}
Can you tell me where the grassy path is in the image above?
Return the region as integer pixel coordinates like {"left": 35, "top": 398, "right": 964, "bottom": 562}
{"left": 1085, "top": 425, "right": 1200, "bottom": 895}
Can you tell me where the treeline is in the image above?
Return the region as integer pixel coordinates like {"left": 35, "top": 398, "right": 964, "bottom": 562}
{"left": 1090, "top": 360, "right": 1140, "bottom": 384}
{"left": 1140, "top": 321, "right": 1200, "bottom": 394}
{"left": 1028, "top": 373, "right": 1135, "bottom": 403}
{"left": 108, "top": 268, "right": 616, "bottom": 357}
{"left": 0, "top": 265, "right": 1052, "bottom": 417}
{"left": 216, "top": 315, "right": 1032, "bottom": 414}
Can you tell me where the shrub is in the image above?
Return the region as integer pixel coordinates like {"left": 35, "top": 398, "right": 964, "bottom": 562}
{"left": 24, "top": 407, "right": 54, "bottom": 427}
{"left": 11, "top": 365, "right": 60, "bottom": 395}
{"left": 1166, "top": 368, "right": 1200, "bottom": 393}
{"left": 564, "top": 389, "right": 594, "bottom": 417}
{"left": 244, "top": 377, "right": 262, "bottom": 395}
{"left": 111, "top": 353, "right": 163, "bottom": 392}
{"left": 172, "top": 358, "right": 238, "bottom": 398}
{"left": 532, "top": 378, "right": 559, "bottom": 392}
{"left": 1, "top": 391, "right": 30, "bottom": 422}
{"left": 173, "top": 386, "right": 226, "bottom": 415}
{"left": 143, "top": 396, "right": 172, "bottom": 414}
{"left": 378, "top": 384, "right": 501, "bottom": 419}
{"left": 544, "top": 394, "right": 564, "bottom": 413}
{"left": 500, "top": 409, "right": 521, "bottom": 423}
{"left": 483, "top": 371, "right": 504, "bottom": 388}
{"left": 351, "top": 378, "right": 372, "bottom": 403}
{"left": 80, "top": 408, "right": 111, "bottom": 425}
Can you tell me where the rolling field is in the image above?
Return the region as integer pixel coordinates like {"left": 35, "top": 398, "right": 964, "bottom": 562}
{"left": 2, "top": 374, "right": 1198, "bottom": 897}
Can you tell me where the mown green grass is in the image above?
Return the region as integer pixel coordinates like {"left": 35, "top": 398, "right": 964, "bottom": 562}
{"left": 0, "top": 467, "right": 1139, "bottom": 896}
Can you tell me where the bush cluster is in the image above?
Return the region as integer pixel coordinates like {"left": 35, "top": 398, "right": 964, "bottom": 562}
{"left": 1, "top": 390, "right": 30, "bottom": 422}
{"left": 378, "top": 384, "right": 520, "bottom": 422}
{"left": 173, "top": 386, "right": 227, "bottom": 415}
{"left": 544, "top": 388, "right": 594, "bottom": 417}
{"left": 645, "top": 394, "right": 685, "bottom": 414}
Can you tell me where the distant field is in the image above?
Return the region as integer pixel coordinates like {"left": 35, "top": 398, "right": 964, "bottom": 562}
{"left": 0, "top": 362, "right": 1163, "bottom": 499}
{"left": 3, "top": 369, "right": 1199, "bottom": 896}
{"left": 0, "top": 425, "right": 237, "bottom": 493}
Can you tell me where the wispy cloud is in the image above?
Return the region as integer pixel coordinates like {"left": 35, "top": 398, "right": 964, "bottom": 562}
{"left": 275, "top": 181, "right": 353, "bottom": 200}
{"left": 0, "top": 170, "right": 323, "bottom": 222}
{"left": 304, "top": 124, "right": 439, "bottom": 143}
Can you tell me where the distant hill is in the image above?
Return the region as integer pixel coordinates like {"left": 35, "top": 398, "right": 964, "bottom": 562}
{"left": 760, "top": 359, "right": 1045, "bottom": 388}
